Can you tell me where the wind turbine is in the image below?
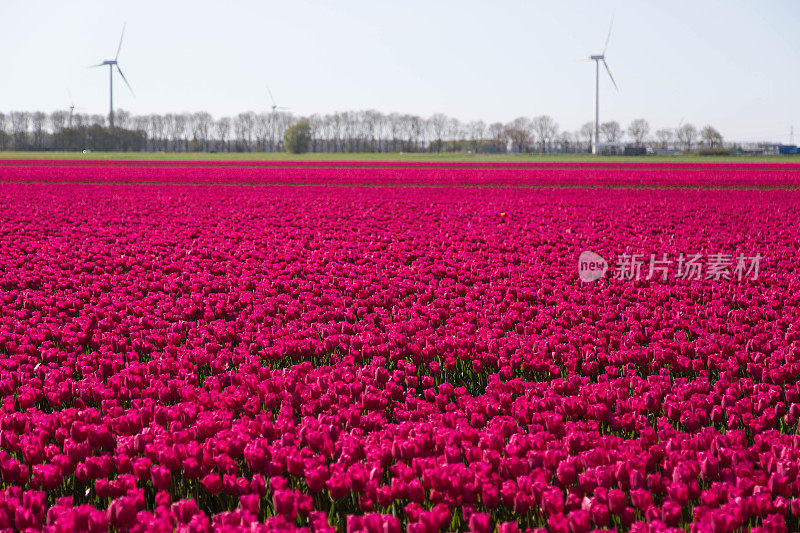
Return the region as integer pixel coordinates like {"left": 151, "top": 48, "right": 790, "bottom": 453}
{"left": 67, "top": 89, "right": 76, "bottom": 128}
{"left": 267, "top": 87, "right": 289, "bottom": 151}
{"left": 90, "top": 24, "right": 134, "bottom": 128}
{"left": 583, "top": 19, "right": 619, "bottom": 154}
{"left": 65, "top": 89, "right": 88, "bottom": 129}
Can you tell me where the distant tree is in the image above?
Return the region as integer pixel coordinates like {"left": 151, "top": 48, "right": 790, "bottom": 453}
{"left": 700, "top": 125, "right": 723, "bottom": 148}
{"left": 275, "top": 112, "right": 294, "bottom": 151}
{"left": 49, "top": 111, "right": 69, "bottom": 134}
{"left": 504, "top": 117, "right": 532, "bottom": 153}
{"left": 132, "top": 115, "right": 149, "bottom": 132}
{"left": 532, "top": 115, "right": 558, "bottom": 152}
{"left": 49, "top": 111, "right": 69, "bottom": 149}
{"left": 191, "top": 112, "right": 213, "bottom": 151}
{"left": 579, "top": 122, "right": 594, "bottom": 151}
{"left": 148, "top": 114, "right": 167, "bottom": 151}
{"left": 466, "top": 120, "right": 485, "bottom": 152}
{"left": 114, "top": 109, "right": 131, "bottom": 129}
{"left": 488, "top": 122, "right": 505, "bottom": 152}
{"left": 627, "top": 119, "right": 650, "bottom": 146}
{"left": 284, "top": 120, "right": 312, "bottom": 153}
{"left": 0, "top": 112, "right": 8, "bottom": 149}
{"left": 253, "top": 113, "right": 271, "bottom": 151}
{"left": 72, "top": 113, "right": 86, "bottom": 129}
{"left": 599, "top": 121, "right": 622, "bottom": 143}
{"left": 556, "top": 131, "right": 574, "bottom": 152}
{"left": 373, "top": 112, "right": 389, "bottom": 152}
{"left": 215, "top": 117, "right": 231, "bottom": 152}
{"left": 31, "top": 111, "right": 47, "bottom": 143}
{"left": 172, "top": 114, "right": 189, "bottom": 151}
{"left": 403, "top": 115, "right": 420, "bottom": 151}
{"left": 10, "top": 111, "right": 30, "bottom": 149}
{"left": 307, "top": 114, "right": 323, "bottom": 152}
{"left": 654, "top": 128, "right": 674, "bottom": 149}
{"left": 676, "top": 123, "right": 698, "bottom": 151}
{"left": 235, "top": 112, "right": 256, "bottom": 151}
{"left": 89, "top": 114, "right": 106, "bottom": 127}
{"left": 446, "top": 117, "right": 463, "bottom": 150}
{"left": 428, "top": 113, "right": 448, "bottom": 152}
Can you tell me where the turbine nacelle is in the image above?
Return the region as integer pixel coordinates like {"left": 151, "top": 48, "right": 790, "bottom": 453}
{"left": 590, "top": 55, "right": 605, "bottom": 60}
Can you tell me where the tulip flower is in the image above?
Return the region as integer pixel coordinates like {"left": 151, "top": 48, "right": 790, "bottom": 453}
{"left": 0, "top": 163, "right": 795, "bottom": 531}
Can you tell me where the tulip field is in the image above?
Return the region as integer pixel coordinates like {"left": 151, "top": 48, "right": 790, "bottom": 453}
{"left": 2, "top": 159, "right": 800, "bottom": 532}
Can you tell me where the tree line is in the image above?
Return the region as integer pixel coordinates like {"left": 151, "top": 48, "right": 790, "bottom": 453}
{"left": 0, "top": 109, "right": 724, "bottom": 153}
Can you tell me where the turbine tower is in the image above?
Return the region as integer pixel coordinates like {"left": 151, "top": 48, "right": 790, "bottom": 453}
{"left": 90, "top": 24, "right": 134, "bottom": 127}
{"left": 584, "top": 20, "right": 618, "bottom": 154}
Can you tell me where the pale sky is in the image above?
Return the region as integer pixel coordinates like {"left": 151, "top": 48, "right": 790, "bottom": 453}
{"left": 1, "top": 0, "right": 798, "bottom": 143}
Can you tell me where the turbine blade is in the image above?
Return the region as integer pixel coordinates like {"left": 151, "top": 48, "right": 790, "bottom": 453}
{"left": 602, "top": 58, "right": 618, "bottom": 92}
{"left": 602, "top": 17, "right": 613, "bottom": 55}
{"left": 88, "top": 62, "right": 105, "bottom": 68}
{"left": 116, "top": 64, "right": 135, "bottom": 96}
{"left": 267, "top": 87, "right": 276, "bottom": 107}
{"left": 115, "top": 23, "right": 126, "bottom": 61}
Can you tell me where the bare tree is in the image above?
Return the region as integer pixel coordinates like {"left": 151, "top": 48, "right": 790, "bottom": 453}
{"left": 132, "top": 115, "right": 149, "bottom": 132}
{"left": 375, "top": 112, "right": 391, "bottom": 152}
{"left": 328, "top": 112, "right": 344, "bottom": 152}
{"left": 578, "top": 122, "right": 594, "bottom": 152}
{"left": 427, "top": 113, "right": 448, "bottom": 152}
{"left": 555, "top": 131, "right": 574, "bottom": 153}
{"left": 233, "top": 114, "right": 248, "bottom": 151}
{"left": 654, "top": 128, "right": 674, "bottom": 149}
{"left": 488, "top": 122, "right": 505, "bottom": 152}
{"left": 131, "top": 115, "right": 150, "bottom": 149}
{"left": 72, "top": 113, "right": 86, "bottom": 129}
{"left": 700, "top": 125, "right": 723, "bottom": 148}
{"left": 445, "top": 117, "right": 463, "bottom": 151}
{"left": 0, "top": 113, "right": 7, "bottom": 150}
{"left": 676, "top": 123, "right": 698, "bottom": 151}
{"left": 410, "top": 116, "right": 425, "bottom": 150}
{"left": 532, "top": 115, "right": 559, "bottom": 153}
{"left": 235, "top": 112, "right": 257, "bottom": 151}
{"left": 10, "top": 112, "right": 31, "bottom": 149}
{"left": 467, "top": 120, "right": 486, "bottom": 152}
{"left": 364, "top": 111, "right": 379, "bottom": 152}
{"left": 275, "top": 111, "right": 294, "bottom": 151}
{"left": 384, "top": 113, "right": 401, "bottom": 152}
{"left": 165, "top": 113, "right": 187, "bottom": 151}
{"left": 306, "top": 114, "right": 323, "bottom": 152}
{"left": 190, "top": 112, "right": 213, "bottom": 151}
{"left": 49, "top": 111, "right": 69, "bottom": 134}
{"left": 149, "top": 114, "right": 167, "bottom": 151}
{"left": 504, "top": 117, "right": 532, "bottom": 153}
{"left": 31, "top": 111, "right": 49, "bottom": 148}
{"left": 89, "top": 114, "right": 106, "bottom": 127}
{"left": 599, "top": 121, "right": 622, "bottom": 143}
{"left": 215, "top": 117, "right": 231, "bottom": 152}
{"left": 627, "top": 119, "right": 650, "bottom": 146}
{"left": 114, "top": 109, "right": 131, "bottom": 129}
